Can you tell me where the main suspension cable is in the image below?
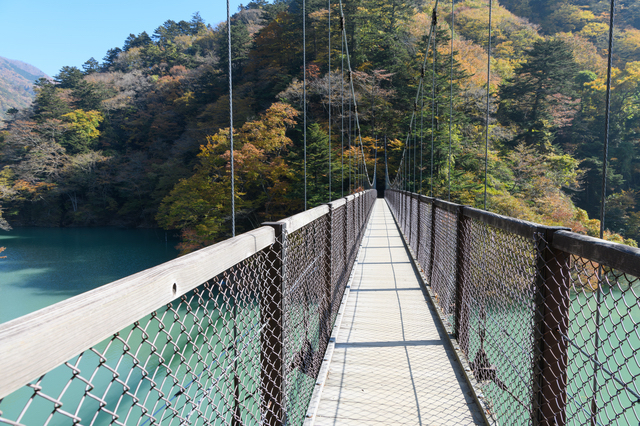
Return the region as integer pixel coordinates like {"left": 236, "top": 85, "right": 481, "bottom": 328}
{"left": 389, "top": 1, "right": 440, "bottom": 191}
{"left": 338, "top": 0, "right": 375, "bottom": 189}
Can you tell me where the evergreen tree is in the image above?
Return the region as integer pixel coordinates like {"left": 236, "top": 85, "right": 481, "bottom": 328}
{"left": 123, "top": 31, "right": 152, "bottom": 51}
{"left": 33, "top": 78, "right": 71, "bottom": 121}
{"left": 82, "top": 58, "right": 100, "bottom": 75}
{"left": 497, "top": 38, "right": 579, "bottom": 152}
{"left": 102, "top": 48, "right": 122, "bottom": 70}
{"left": 54, "top": 66, "right": 84, "bottom": 89}
{"left": 217, "top": 18, "right": 252, "bottom": 76}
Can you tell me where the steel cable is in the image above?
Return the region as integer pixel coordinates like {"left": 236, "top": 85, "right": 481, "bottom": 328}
{"left": 304, "top": 0, "right": 307, "bottom": 210}
{"left": 228, "top": 0, "right": 235, "bottom": 237}
{"left": 328, "top": 0, "right": 332, "bottom": 201}
{"left": 484, "top": 0, "right": 493, "bottom": 210}
{"left": 448, "top": 0, "right": 455, "bottom": 202}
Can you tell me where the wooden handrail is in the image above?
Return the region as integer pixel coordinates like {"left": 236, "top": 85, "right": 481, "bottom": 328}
{"left": 0, "top": 226, "right": 275, "bottom": 399}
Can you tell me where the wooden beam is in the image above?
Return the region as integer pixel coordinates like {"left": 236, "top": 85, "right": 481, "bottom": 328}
{"left": 281, "top": 205, "right": 330, "bottom": 234}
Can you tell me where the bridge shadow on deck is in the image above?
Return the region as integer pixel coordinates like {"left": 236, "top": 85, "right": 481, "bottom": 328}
{"left": 314, "top": 199, "right": 485, "bottom": 425}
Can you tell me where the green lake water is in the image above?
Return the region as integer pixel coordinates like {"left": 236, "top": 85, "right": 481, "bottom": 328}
{"left": 0, "top": 227, "right": 180, "bottom": 325}
{"left": 469, "top": 287, "right": 640, "bottom": 426}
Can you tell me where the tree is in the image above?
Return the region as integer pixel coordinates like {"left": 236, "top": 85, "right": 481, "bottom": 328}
{"left": 82, "top": 58, "right": 100, "bottom": 75}
{"left": 157, "top": 102, "right": 299, "bottom": 250}
{"left": 60, "top": 110, "right": 104, "bottom": 154}
{"left": 72, "top": 80, "right": 115, "bottom": 111}
{"left": 33, "top": 78, "right": 72, "bottom": 121}
{"left": 217, "top": 18, "right": 253, "bottom": 76}
{"left": 102, "top": 48, "right": 122, "bottom": 70}
{"left": 569, "top": 61, "right": 640, "bottom": 219}
{"left": 497, "top": 38, "right": 579, "bottom": 152}
{"left": 123, "top": 31, "right": 152, "bottom": 51}
{"left": 54, "top": 66, "right": 84, "bottom": 89}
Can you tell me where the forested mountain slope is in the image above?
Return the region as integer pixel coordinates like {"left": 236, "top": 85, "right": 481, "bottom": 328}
{"left": 0, "top": 57, "right": 48, "bottom": 121}
{"left": 1, "top": 0, "right": 638, "bottom": 251}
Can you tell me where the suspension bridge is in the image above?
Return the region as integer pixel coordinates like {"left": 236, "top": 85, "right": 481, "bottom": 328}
{"left": 1, "top": 0, "right": 639, "bottom": 423}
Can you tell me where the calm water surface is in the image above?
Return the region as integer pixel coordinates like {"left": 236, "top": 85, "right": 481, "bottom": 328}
{"left": 0, "top": 228, "right": 179, "bottom": 324}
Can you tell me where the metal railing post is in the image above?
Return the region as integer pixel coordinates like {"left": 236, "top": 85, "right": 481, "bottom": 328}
{"left": 261, "top": 221, "right": 286, "bottom": 426}
{"left": 533, "top": 227, "right": 570, "bottom": 426}
{"left": 428, "top": 198, "right": 438, "bottom": 284}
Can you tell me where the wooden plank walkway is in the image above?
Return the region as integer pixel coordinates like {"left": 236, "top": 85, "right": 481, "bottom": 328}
{"left": 312, "top": 199, "right": 485, "bottom": 425}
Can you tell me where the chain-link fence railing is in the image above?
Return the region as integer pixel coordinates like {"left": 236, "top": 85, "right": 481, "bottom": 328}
{"left": 0, "top": 190, "right": 377, "bottom": 426}
{"left": 386, "top": 189, "right": 640, "bottom": 426}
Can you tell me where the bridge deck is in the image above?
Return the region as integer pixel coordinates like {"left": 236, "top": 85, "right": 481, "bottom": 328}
{"left": 312, "top": 199, "right": 485, "bottom": 425}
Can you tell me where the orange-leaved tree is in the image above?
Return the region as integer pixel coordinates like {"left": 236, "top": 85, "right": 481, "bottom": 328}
{"left": 157, "top": 102, "right": 299, "bottom": 253}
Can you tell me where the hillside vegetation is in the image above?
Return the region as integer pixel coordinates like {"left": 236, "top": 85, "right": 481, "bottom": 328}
{"left": 1, "top": 0, "right": 639, "bottom": 251}
{"left": 0, "top": 57, "right": 48, "bottom": 121}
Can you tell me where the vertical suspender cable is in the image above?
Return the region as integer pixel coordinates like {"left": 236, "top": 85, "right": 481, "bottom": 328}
{"left": 592, "top": 0, "right": 616, "bottom": 423}
{"left": 420, "top": 72, "right": 424, "bottom": 193}
{"left": 430, "top": 21, "right": 437, "bottom": 198}
{"left": 413, "top": 110, "right": 418, "bottom": 192}
{"left": 227, "top": 0, "right": 235, "bottom": 237}
{"left": 227, "top": 2, "right": 239, "bottom": 423}
{"left": 407, "top": 126, "right": 411, "bottom": 191}
{"left": 328, "top": 0, "right": 332, "bottom": 201}
{"left": 384, "top": 135, "right": 388, "bottom": 188}
{"left": 448, "top": 0, "right": 455, "bottom": 202}
{"left": 341, "top": 17, "right": 345, "bottom": 197}
{"left": 411, "top": 125, "right": 414, "bottom": 191}
{"left": 599, "top": 0, "right": 616, "bottom": 241}
{"left": 484, "top": 0, "right": 492, "bottom": 210}
{"left": 304, "top": 0, "right": 308, "bottom": 210}
{"left": 349, "top": 94, "right": 352, "bottom": 193}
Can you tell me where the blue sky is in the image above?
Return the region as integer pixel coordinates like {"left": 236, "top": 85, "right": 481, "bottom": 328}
{"left": 0, "top": 0, "right": 245, "bottom": 77}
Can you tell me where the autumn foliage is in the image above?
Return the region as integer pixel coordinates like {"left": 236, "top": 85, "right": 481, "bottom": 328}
{"left": 1, "top": 0, "right": 640, "bottom": 250}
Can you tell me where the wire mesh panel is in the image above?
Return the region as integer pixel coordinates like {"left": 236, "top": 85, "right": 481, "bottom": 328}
{"left": 402, "top": 193, "right": 410, "bottom": 238}
{"left": 555, "top": 247, "right": 640, "bottom": 425}
{"left": 431, "top": 205, "right": 459, "bottom": 333}
{"left": 410, "top": 196, "right": 419, "bottom": 252}
{"left": 457, "top": 218, "right": 540, "bottom": 425}
{"left": 386, "top": 190, "right": 397, "bottom": 217}
{"left": 281, "top": 215, "right": 331, "bottom": 426}
{"left": 346, "top": 199, "right": 357, "bottom": 277}
{"left": 0, "top": 250, "right": 274, "bottom": 426}
{"left": 330, "top": 203, "right": 348, "bottom": 327}
{"left": 417, "top": 200, "right": 433, "bottom": 280}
